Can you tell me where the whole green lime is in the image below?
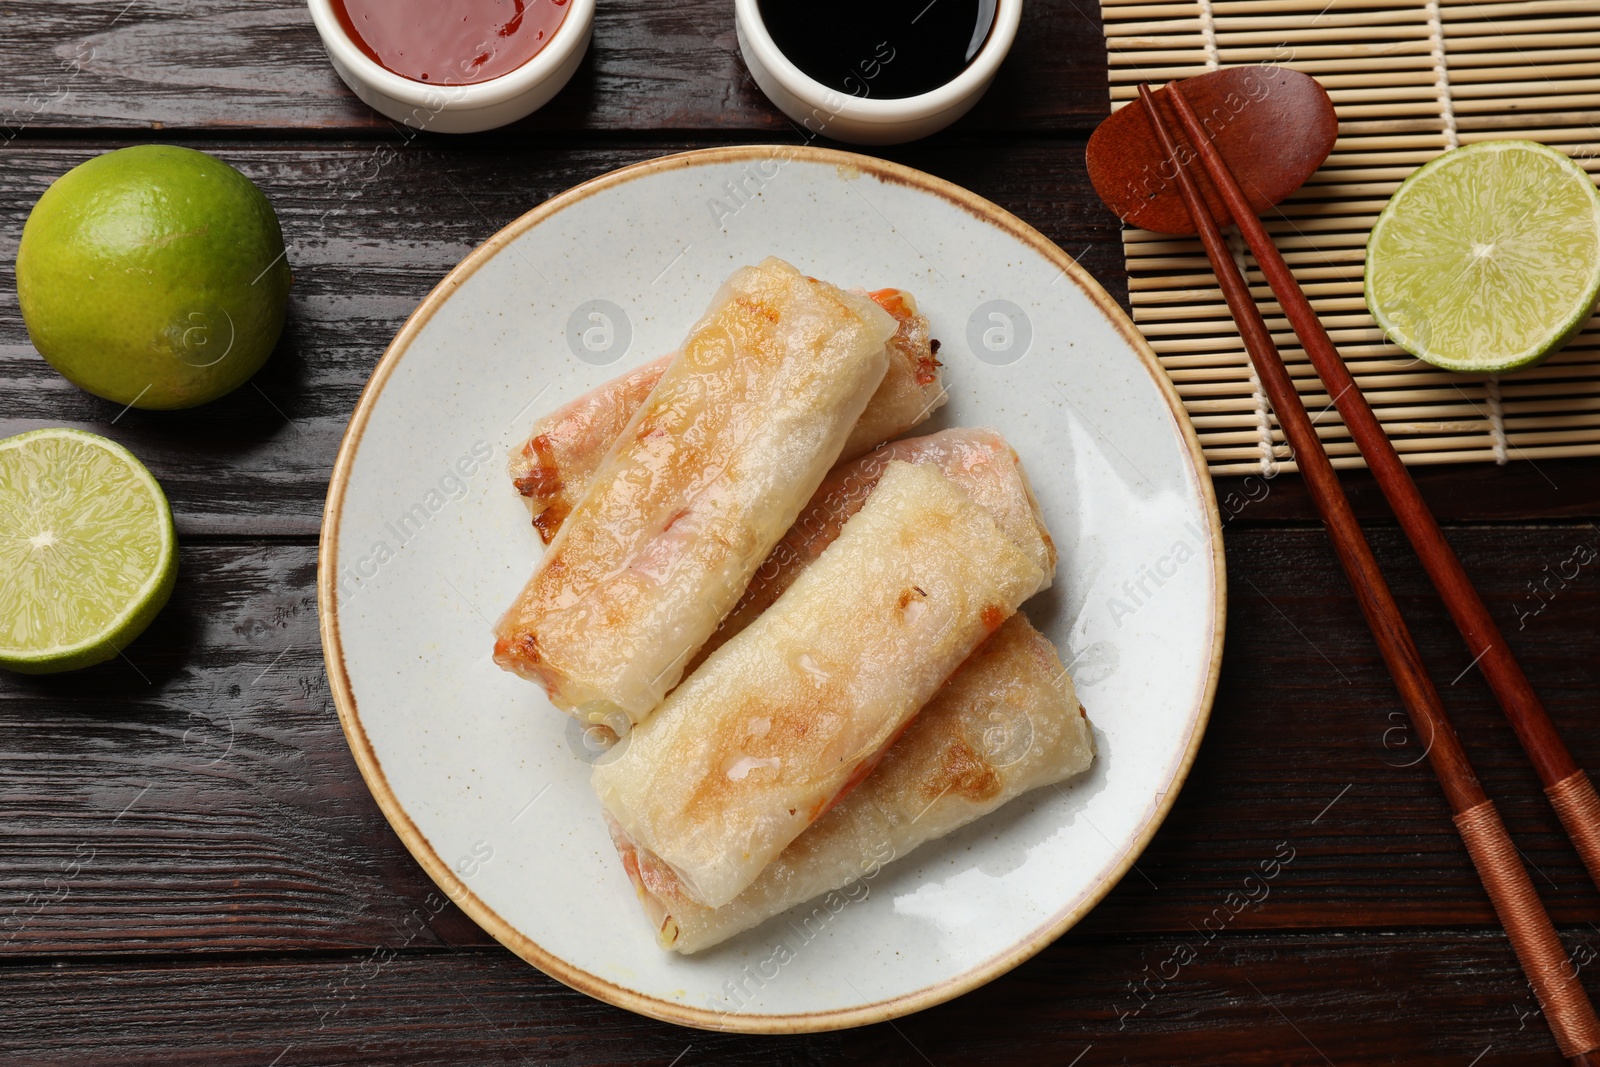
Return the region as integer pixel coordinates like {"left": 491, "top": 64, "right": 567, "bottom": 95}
{"left": 15, "top": 145, "right": 291, "bottom": 410}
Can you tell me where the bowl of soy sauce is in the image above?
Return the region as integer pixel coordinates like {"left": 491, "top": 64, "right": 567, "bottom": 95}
{"left": 735, "top": 0, "right": 1018, "bottom": 144}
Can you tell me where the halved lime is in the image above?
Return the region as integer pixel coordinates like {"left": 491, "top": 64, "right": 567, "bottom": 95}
{"left": 1365, "top": 140, "right": 1600, "bottom": 374}
{"left": 0, "top": 428, "right": 177, "bottom": 674}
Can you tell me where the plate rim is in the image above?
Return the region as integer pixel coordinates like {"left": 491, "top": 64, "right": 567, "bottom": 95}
{"left": 316, "top": 144, "right": 1227, "bottom": 1034}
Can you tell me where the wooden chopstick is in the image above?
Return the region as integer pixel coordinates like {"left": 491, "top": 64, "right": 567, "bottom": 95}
{"left": 1159, "top": 78, "right": 1600, "bottom": 898}
{"left": 1136, "top": 82, "right": 1600, "bottom": 1065}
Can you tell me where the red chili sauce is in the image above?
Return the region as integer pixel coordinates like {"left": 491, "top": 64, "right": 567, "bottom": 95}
{"left": 332, "top": 0, "right": 571, "bottom": 85}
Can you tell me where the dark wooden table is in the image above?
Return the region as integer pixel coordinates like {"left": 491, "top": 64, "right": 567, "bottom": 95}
{"left": 4, "top": 3, "right": 1599, "bottom": 1063}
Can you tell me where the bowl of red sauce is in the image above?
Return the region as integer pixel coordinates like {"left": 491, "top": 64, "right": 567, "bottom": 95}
{"left": 308, "top": 0, "right": 593, "bottom": 133}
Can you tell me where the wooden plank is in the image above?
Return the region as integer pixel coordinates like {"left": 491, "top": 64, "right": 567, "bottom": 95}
{"left": 0, "top": 544, "right": 460, "bottom": 956}
{"left": 0, "top": 949, "right": 836, "bottom": 1065}
{"left": 2, "top": 527, "right": 1597, "bottom": 958}
{"left": 0, "top": 138, "right": 1127, "bottom": 537}
{"left": 1215, "top": 459, "right": 1600, "bottom": 524}
{"left": 0, "top": 930, "right": 1582, "bottom": 1064}
{"left": 1095, "top": 518, "right": 1600, "bottom": 934}
{"left": 4, "top": 0, "right": 1596, "bottom": 1053}
{"left": 856, "top": 928, "right": 1580, "bottom": 1065}
{"left": 0, "top": 0, "right": 1110, "bottom": 136}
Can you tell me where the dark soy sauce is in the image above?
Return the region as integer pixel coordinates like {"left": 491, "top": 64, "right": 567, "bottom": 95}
{"left": 757, "top": 0, "right": 997, "bottom": 100}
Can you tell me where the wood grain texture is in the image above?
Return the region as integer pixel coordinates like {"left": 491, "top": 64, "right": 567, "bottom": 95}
{"left": 0, "top": 0, "right": 1109, "bottom": 136}
{"left": 1216, "top": 459, "right": 1600, "bottom": 525}
{"left": 863, "top": 928, "right": 1587, "bottom": 1065}
{"left": 5, "top": 6, "right": 1600, "bottom": 1057}
{"left": 0, "top": 139, "right": 1126, "bottom": 536}
{"left": 0, "top": 931, "right": 1586, "bottom": 1064}
{"left": 3, "top": 526, "right": 1597, "bottom": 957}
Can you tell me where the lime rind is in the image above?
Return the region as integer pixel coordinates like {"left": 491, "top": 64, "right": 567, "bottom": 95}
{"left": 0, "top": 428, "right": 177, "bottom": 674}
{"left": 15, "top": 144, "right": 290, "bottom": 410}
{"left": 1364, "top": 140, "right": 1600, "bottom": 375}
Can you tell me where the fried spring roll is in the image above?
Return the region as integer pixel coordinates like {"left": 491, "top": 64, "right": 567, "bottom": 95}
{"left": 494, "top": 258, "right": 898, "bottom": 727}
{"left": 608, "top": 614, "right": 1094, "bottom": 953}
{"left": 840, "top": 289, "right": 944, "bottom": 458}
{"left": 693, "top": 427, "right": 1056, "bottom": 670}
{"left": 511, "top": 354, "right": 673, "bottom": 543}
{"left": 591, "top": 460, "right": 1051, "bottom": 909}
{"left": 508, "top": 288, "right": 944, "bottom": 544}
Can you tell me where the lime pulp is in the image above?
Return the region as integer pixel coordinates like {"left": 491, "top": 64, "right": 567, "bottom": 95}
{"left": 1364, "top": 140, "right": 1600, "bottom": 375}
{"left": 0, "top": 428, "right": 177, "bottom": 673}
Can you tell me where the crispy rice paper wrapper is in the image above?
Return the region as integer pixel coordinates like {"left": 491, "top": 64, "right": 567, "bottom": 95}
{"left": 509, "top": 353, "right": 673, "bottom": 543}
{"left": 590, "top": 460, "right": 1050, "bottom": 909}
{"left": 693, "top": 426, "right": 1056, "bottom": 670}
{"left": 507, "top": 288, "right": 944, "bottom": 544}
{"left": 606, "top": 614, "right": 1094, "bottom": 953}
{"left": 493, "top": 258, "right": 897, "bottom": 727}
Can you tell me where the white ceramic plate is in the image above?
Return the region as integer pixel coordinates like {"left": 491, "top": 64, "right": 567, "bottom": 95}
{"left": 319, "top": 146, "right": 1225, "bottom": 1033}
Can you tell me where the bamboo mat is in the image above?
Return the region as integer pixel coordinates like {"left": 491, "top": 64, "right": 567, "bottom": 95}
{"left": 1097, "top": 0, "right": 1600, "bottom": 475}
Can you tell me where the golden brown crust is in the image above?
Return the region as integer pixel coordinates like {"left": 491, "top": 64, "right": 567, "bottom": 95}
{"left": 691, "top": 428, "right": 1056, "bottom": 669}
{"left": 496, "top": 259, "right": 898, "bottom": 723}
{"left": 928, "top": 738, "right": 1003, "bottom": 803}
{"left": 590, "top": 461, "right": 1048, "bottom": 908}
{"left": 602, "top": 614, "right": 1095, "bottom": 953}
{"left": 508, "top": 288, "right": 943, "bottom": 544}
{"left": 509, "top": 356, "right": 671, "bottom": 544}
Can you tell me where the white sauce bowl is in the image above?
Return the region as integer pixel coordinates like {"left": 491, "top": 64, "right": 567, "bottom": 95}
{"left": 307, "top": 0, "right": 595, "bottom": 134}
{"left": 735, "top": 0, "right": 1022, "bottom": 145}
